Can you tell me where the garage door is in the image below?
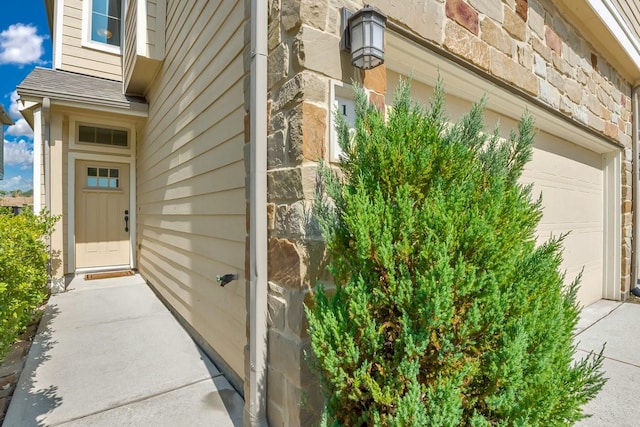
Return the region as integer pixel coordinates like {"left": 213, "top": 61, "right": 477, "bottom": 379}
{"left": 384, "top": 71, "right": 606, "bottom": 308}
{"left": 521, "top": 133, "right": 604, "bottom": 307}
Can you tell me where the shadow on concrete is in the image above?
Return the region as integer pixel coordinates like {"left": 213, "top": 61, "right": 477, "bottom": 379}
{"left": 4, "top": 304, "right": 62, "bottom": 427}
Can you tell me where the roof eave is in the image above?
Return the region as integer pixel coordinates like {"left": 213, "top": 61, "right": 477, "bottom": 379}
{"left": 16, "top": 87, "right": 149, "bottom": 117}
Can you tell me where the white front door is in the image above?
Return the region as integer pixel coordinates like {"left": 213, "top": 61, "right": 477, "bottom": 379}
{"left": 75, "top": 160, "right": 130, "bottom": 269}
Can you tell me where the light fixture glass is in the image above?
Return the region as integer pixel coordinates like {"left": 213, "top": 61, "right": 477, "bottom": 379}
{"left": 347, "top": 5, "right": 387, "bottom": 70}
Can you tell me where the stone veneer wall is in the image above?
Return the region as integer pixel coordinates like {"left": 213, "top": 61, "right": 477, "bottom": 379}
{"left": 260, "top": 0, "right": 634, "bottom": 424}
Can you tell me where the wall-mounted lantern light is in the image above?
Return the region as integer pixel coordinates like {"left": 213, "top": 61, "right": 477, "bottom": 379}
{"left": 340, "top": 5, "right": 387, "bottom": 70}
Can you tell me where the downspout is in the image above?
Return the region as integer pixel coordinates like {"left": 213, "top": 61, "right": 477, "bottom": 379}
{"left": 42, "top": 97, "right": 52, "bottom": 280}
{"left": 631, "top": 85, "right": 640, "bottom": 297}
{"left": 248, "top": 0, "right": 268, "bottom": 425}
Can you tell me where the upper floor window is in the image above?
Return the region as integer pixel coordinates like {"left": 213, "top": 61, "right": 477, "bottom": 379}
{"left": 90, "top": 0, "right": 122, "bottom": 47}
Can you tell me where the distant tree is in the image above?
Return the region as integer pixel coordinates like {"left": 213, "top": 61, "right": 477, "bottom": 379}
{"left": 307, "top": 80, "right": 606, "bottom": 425}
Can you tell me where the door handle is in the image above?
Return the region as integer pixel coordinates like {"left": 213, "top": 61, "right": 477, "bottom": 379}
{"left": 124, "top": 210, "right": 129, "bottom": 232}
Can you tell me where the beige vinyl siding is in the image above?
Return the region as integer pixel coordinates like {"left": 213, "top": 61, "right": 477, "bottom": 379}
{"left": 137, "top": 0, "right": 247, "bottom": 382}
{"left": 611, "top": 0, "right": 640, "bottom": 42}
{"left": 60, "top": 0, "right": 122, "bottom": 81}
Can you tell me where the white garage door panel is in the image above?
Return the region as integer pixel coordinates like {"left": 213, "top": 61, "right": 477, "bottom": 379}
{"left": 521, "top": 133, "right": 604, "bottom": 307}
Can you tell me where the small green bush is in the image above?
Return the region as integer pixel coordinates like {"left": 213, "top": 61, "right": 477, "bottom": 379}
{"left": 0, "top": 208, "right": 57, "bottom": 359}
{"left": 307, "top": 80, "right": 605, "bottom": 426}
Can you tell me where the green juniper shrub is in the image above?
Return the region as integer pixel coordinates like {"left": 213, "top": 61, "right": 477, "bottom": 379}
{"left": 0, "top": 208, "right": 57, "bottom": 359}
{"left": 306, "top": 79, "right": 606, "bottom": 426}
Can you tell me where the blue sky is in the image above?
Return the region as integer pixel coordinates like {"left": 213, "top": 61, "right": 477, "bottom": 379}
{"left": 1, "top": 3, "right": 51, "bottom": 192}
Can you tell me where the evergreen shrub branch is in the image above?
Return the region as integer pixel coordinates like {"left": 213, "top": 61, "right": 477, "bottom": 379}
{"left": 306, "top": 79, "right": 606, "bottom": 426}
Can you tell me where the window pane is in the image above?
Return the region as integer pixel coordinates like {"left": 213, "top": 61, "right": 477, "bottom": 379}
{"left": 109, "top": 178, "right": 118, "bottom": 188}
{"left": 107, "top": 0, "right": 121, "bottom": 18}
{"left": 79, "top": 126, "right": 95, "bottom": 143}
{"left": 98, "top": 168, "right": 108, "bottom": 177}
{"left": 96, "top": 127, "right": 112, "bottom": 144}
{"left": 110, "top": 169, "right": 119, "bottom": 178}
{"left": 87, "top": 177, "right": 98, "bottom": 187}
{"left": 106, "top": 17, "right": 121, "bottom": 46}
{"left": 92, "top": 0, "right": 108, "bottom": 15}
{"left": 112, "top": 130, "right": 128, "bottom": 146}
{"left": 91, "top": 13, "right": 111, "bottom": 44}
{"left": 87, "top": 167, "right": 98, "bottom": 177}
{"left": 98, "top": 178, "right": 109, "bottom": 187}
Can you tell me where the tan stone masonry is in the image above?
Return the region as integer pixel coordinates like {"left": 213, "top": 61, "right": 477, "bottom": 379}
{"left": 254, "top": 0, "right": 635, "bottom": 423}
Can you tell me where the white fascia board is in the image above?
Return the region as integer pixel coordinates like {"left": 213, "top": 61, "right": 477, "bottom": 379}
{"left": 54, "top": 0, "right": 64, "bottom": 69}
{"left": 587, "top": 0, "right": 640, "bottom": 71}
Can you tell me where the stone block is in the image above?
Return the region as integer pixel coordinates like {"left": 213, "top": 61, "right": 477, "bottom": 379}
{"left": 267, "top": 400, "right": 285, "bottom": 427}
{"left": 362, "top": 64, "right": 387, "bottom": 94}
{"left": 301, "top": 164, "right": 320, "bottom": 201}
{"left": 469, "top": 0, "right": 504, "bottom": 22}
{"left": 277, "top": 200, "right": 315, "bottom": 238}
{"left": 293, "top": 26, "right": 343, "bottom": 80}
{"left": 552, "top": 53, "right": 574, "bottom": 78}
{"left": 528, "top": 0, "right": 544, "bottom": 38}
{"left": 268, "top": 237, "right": 303, "bottom": 288}
{"left": 516, "top": 0, "right": 528, "bottom": 21}
{"left": 503, "top": 5, "right": 526, "bottom": 41}
{"left": 446, "top": 0, "right": 479, "bottom": 35}
{"left": 272, "top": 72, "right": 328, "bottom": 112}
{"left": 489, "top": 48, "right": 538, "bottom": 95}
{"left": 533, "top": 52, "right": 546, "bottom": 77}
{"left": 267, "top": 203, "right": 276, "bottom": 231}
{"left": 370, "top": 0, "right": 445, "bottom": 43}
{"left": 559, "top": 96, "right": 573, "bottom": 116}
{"left": 604, "top": 122, "right": 619, "bottom": 140}
{"left": 268, "top": 167, "right": 304, "bottom": 201}
{"left": 531, "top": 35, "right": 551, "bottom": 62}
{"left": 539, "top": 79, "right": 560, "bottom": 108}
{"left": 480, "top": 18, "right": 513, "bottom": 56}
{"left": 268, "top": 43, "right": 290, "bottom": 88}
{"left": 288, "top": 102, "right": 327, "bottom": 163}
{"left": 545, "top": 26, "right": 562, "bottom": 54}
{"left": 546, "top": 67, "right": 564, "bottom": 92}
{"left": 517, "top": 45, "right": 532, "bottom": 69}
{"left": 281, "top": 0, "right": 328, "bottom": 33}
{"left": 444, "top": 22, "right": 489, "bottom": 70}
{"left": 285, "top": 380, "right": 323, "bottom": 426}
{"left": 287, "top": 289, "right": 312, "bottom": 337}
{"left": 268, "top": 294, "right": 287, "bottom": 329}
{"left": 587, "top": 111, "right": 605, "bottom": 132}
{"left": 267, "top": 330, "right": 305, "bottom": 378}
{"left": 268, "top": 130, "right": 286, "bottom": 169}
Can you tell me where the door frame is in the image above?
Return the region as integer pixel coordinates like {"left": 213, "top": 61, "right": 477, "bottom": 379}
{"left": 68, "top": 151, "right": 136, "bottom": 273}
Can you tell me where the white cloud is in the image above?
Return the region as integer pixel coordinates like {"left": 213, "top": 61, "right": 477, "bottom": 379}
{"left": 0, "top": 24, "right": 45, "bottom": 65}
{"left": 3, "top": 139, "right": 33, "bottom": 166}
{"left": 6, "top": 118, "right": 33, "bottom": 138}
{"left": 0, "top": 175, "right": 32, "bottom": 192}
{"left": 5, "top": 91, "right": 33, "bottom": 138}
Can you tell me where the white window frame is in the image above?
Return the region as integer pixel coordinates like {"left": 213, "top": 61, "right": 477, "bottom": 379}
{"left": 329, "top": 80, "right": 370, "bottom": 163}
{"left": 82, "top": 0, "right": 125, "bottom": 54}
{"left": 69, "top": 115, "right": 133, "bottom": 155}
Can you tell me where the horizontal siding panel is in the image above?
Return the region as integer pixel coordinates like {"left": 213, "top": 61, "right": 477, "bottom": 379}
{"left": 139, "top": 131, "right": 243, "bottom": 190}
{"left": 141, "top": 214, "right": 245, "bottom": 244}
{"left": 137, "top": 0, "right": 247, "bottom": 383}
{"left": 141, "top": 236, "right": 245, "bottom": 283}
{"left": 144, "top": 6, "right": 243, "bottom": 142}
{"left": 138, "top": 188, "right": 245, "bottom": 217}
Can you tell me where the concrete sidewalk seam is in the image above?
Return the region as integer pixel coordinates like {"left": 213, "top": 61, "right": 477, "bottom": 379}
{"left": 49, "top": 310, "right": 169, "bottom": 332}
{"left": 49, "top": 377, "right": 223, "bottom": 426}
{"left": 575, "top": 304, "right": 623, "bottom": 337}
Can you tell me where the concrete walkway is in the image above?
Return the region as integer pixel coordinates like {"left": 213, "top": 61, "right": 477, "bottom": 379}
{"left": 2, "top": 274, "right": 243, "bottom": 427}
{"left": 576, "top": 300, "right": 640, "bottom": 426}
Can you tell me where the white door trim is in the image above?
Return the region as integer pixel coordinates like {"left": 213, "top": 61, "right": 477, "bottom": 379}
{"left": 68, "top": 152, "right": 136, "bottom": 273}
